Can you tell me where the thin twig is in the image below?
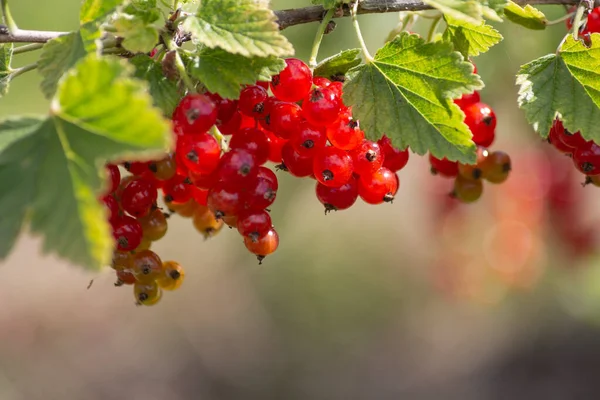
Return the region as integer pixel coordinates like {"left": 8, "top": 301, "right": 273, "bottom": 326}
{"left": 0, "top": 0, "right": 586, "bottom": 45}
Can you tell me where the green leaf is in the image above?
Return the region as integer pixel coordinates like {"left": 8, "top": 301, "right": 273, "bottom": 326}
{"left": 183, "top": 0, "right": 294, "bottom": 58}
{"left": 314, "top": 49, "right": 362, "bottom": 78}
{"left": 423, "top": 0, "right": 483, "bottom": 24}
{"left": 517, "top": 34, "right": 600, "bottom": 141}
{"left": 0, "top": 55, "right": 171, "bottom": 269}
{"left": 113, "top": 13, "right": 159, "bottom": 53}
{"left": 443, "top": 15, "right": 502, "bottom": 58}
{"left": 130, "top": 54, "right": 180, "bottom": 115}
{"left": 0, "top": 43, "right": 13, "bottom": 97}
{"left": 80, "top": 0, "right": 123, "bottom": 24}
{"left": 503, "top": 1, "right": 547, "bottom": 30}
{"left": 187, "top": 47, "right": 284, "bottom": 99}
{"left": 37, "top": 32, "right": 89, "bottom": 98}
{"left": 343, "top": 32, "right": 482, "bottom": 163}
{"left": 311, "top": 0, "right": 348, "bottom": 7}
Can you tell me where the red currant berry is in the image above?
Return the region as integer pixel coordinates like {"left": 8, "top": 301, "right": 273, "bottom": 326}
{"left": 217, "top": 111, "right": 243, "bottom": 135}
{"left": 238, "top": 85, "right": 268, "bottom": 118}
{"left": 124, "top": 161, "right": 150, "bottom": 176}
{"left": 464, "top": 102, "right": 496, "bottom": 147}
{"left": 257, "top": 96, "right": 280, "bottom": 131}
{"left": 176, "top": 133, "right": 221, "bottom": 175}
{"left": 429, "top": 154, "right": 459, "bottom": 177}
{"left": 289, "top": 121, "right": 327, "bottom": 156}
{"left": 454, "top": 91, "right": 481, "bottom": 109}
{"left": 237, "top": 210, "right": 272, "bottom": 242}
{"left": 138, "top": 208, "right": 168, "bottom": 242}
{"left": 149, "top": 154, "right": 177, "bottom": 181}
{"left": 245, "top": 174, "right": 278, "bottom": 211}
{"left": 377, "top": 135, "right": 409, "bottom": 172}
{"left": 313, "top": 147, "right": 353, "bottom": 188}
{"left": 302, "top": 87, "right": 341, "bottom": 127}
{"left": 269, "top": 102, "right": 303, "bottom": 140}
{"left": 554, "top": 119, "right": 588, "bottom": 150}
{"left": 120, "top": 178, "right": 158, "bottom": 218}
{"left": 102, "top": 194, "right": 120, "bottom": 222}
{"left": 163, "top": 174, "right": 193, "bottom": 204}
{"left": 215, "top": 149, "right": 258, "bottom": 183}
{"left": 329, "top": 81, "right": 343, "bottom": 98}
{"left": 458, "top": 147, "right": 488, "bottom": 181}
{"left": 172, "top": 93, "right": 218, "bottom": 135}
{"left": 452, "top": 175, "right": 483, "bottom": 203}
{"left": 265, "top": 130, "right": 287, "bottom": 163}
{"left": 207, "top": 180, "right": 246, "bottom": 218}
{"left": 115, "top": 269, "right": 137, "bottom": 285}
{"left": 131, "top": 249, "right": 163, "bottom": 284}
{"left": 104, "top": 164, "right": 120, "bottom": 195}
{"left": 315, "top": 175, "right": 358, "bottom": 213}
{"left": 358, "top": 167, "right": 399, "bottom": 204}
{"left": 574, "top": 142, "right": 600, "bottom": 175}
{"left": 548, "top": 120, "right": 575, "bottom": 154}
{"left": 270, "top": 58, "right": 312, "bottom": 102}
{"left": 244, "top": 228, "right": 279, "bottom": 264}
{"left": 112, "top": 215, "right": 143, "bottom": 251}
{"left": 188, "top": 170, "right": 217, "bottom": 190}
{"left": 480, "top": 150, "right": 512, "bottom": 184}
{"left": 206, "top": 92, "right": 238, "bottom": 125}
{"left": 313, "top": 76, "right": 331, "bottom": 88}
{"left": 229, "top": 127, "right": 270, "bottom": 165}
{"left": 191, "top": 186, "right": 209, "bottom": 206}
{"left": 279, "top": 141, "right": 314, "bottom": 177}
{"left": 349, "top": 139, "right": 384, "bottom": 176}
{"left": 326, "top": 109, "right": 364, "bottom": 150}
{"left": 257, "top": 166, "right": 279, "bottom": 191}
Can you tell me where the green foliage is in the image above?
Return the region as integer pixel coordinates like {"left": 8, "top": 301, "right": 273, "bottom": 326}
{"left": 130, "top": 54, "right": 180, "bottom": 115}
{"left": 503, "top": 1, "right": 547, "bottom": 30}
{"left": 79, "top": 0, "right": 123, "bottom": 24}
{"left": 182, "top": 0, "right": 294, "bottom": 58}
{"left": 314, "top": 49, "right": 362, "bottom": 78}
{"left": 343, "top": 33, "right": 482, "bottom": 163}
{"left": 37, "top": 32, "right": 89, "bottom": 98}
{"left": 113, "top": 0, "right": 161, "bottom": 53}
{"left": 443, "top": 16, "right": 503, "bottom": 57}
{"left": 0, "top": 55, "right": 171, "bottom": 269}
{"left": 517, "top": 34, "right": 600, "bottom": 141}
{"left": 423, "top": 0, "right": 506, "bottom": 24}
{"left": 0, "top": 44, "right": 12, "bottom": 97}
{"left": 310, "top": 0, "right": 350, "bottom": 7}
{"left": 187, "top": 47, "right": 285, "bottom": 99}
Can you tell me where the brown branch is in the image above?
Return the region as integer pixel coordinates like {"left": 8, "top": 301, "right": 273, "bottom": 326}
{"left": 275, "top": 0, "right": 582, "bottom": 29}
{"left": 0, "top": 0, "right": 586, "bottom": 44}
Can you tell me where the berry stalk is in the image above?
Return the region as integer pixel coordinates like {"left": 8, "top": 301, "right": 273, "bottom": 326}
{"left": 308, "top": 8, "right": 336, "bottom": 68}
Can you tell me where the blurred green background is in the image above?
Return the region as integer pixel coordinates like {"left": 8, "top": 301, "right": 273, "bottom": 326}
{"left": 2, "top": 1, "right": 600, "bottom": 399}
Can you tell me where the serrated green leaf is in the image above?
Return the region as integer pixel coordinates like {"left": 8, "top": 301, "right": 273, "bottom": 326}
{"left": 311, "top": 0, "right": 346, "bottom": 7}
{"left": 37, "top": 32, "right": 89, "bottom": 98}
{"left": 187, "top": 47, "right": 284, "bottom": 99}
{"left": 113, "top": 13, "right": 159, "bottom": 53}
{"left": 503, "top": 1, "right": 547, "bottom": 30}
{"left": 80, "top": 0, "right": 123, "bottom": 24}
{"left": 443, "top": 16, "right": 502, "bottom": 58}
{"left": 517, "top": 34, "right": 600, "bottom": 141}
{"left": 343, "top": 32, "right": 482, "bottom": 163}
{"left": 0, "top": 43, "right": 12, "bottom": 97}
{"left": 183, "top": 0, "right": 294, "bottom": 58}
{"left": 423, "top": 0, "right": 483, "bottom": 24}
{"left": 314, "top": 49, "right": 362, "bottom": 78}
{"left": 0, "top": 55, "right": 171, "bottom": 269}
{"left": 130, "top": 54, "right": 180, "bottom": 115}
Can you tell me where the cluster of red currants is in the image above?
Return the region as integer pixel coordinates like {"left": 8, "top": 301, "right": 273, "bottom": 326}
{"left": 427, "top": 69, "right": 511, "bottom": 203}
{"left": 101, "top": 164, "right": 185, "bottom": 306}
{"left": 547, "top": 119, "right": 600, "bottom": 187}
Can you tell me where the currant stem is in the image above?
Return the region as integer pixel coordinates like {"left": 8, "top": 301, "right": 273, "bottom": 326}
{"left": 426, "top": 15, "right": 443, "bottom": 42}
{"left": 163, "top": 35, "right": 196, "bottom": 92}
{"left": 0, "top": 0, "right": 17, "bottom": 33}
{"left": 351, "top": 0, "right": 373, "bottom": 63}
{"left": 308, "top": 8, "right": 336, "bottom": 69}
{"left": 210, "top": 125, "right": 229, "bottom": 152}
{"left": 571, "top": 2, "right": 587, "bottom": 40}
{"left": 12, "top": 42, "right": 43, "bottom": 54}
{"left": 10, "top": 62, "right": 37, "bottom": 78}
{"left": 546, "top": 11, "right": 575, "bottom": 25}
